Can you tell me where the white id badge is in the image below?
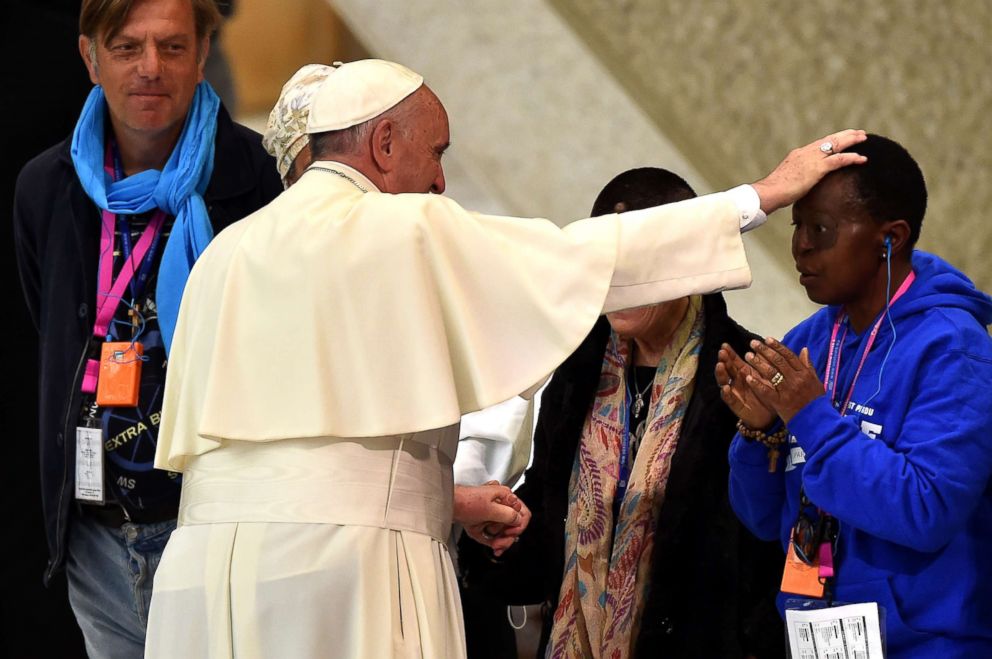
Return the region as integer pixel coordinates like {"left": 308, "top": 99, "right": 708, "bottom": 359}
{"left": 786, "top": 601, "right": 885, "bottom": 658}
{"left": 75, "top": 426, "right": 105, "bottom": 504}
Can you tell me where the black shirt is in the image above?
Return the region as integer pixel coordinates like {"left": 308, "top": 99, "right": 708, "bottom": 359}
{"left": 77, "top": 211, "right": 179, "bottom": 516}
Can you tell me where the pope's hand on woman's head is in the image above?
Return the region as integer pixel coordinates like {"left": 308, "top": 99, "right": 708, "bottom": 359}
{"left": 752, "top": 129, "right": 868, "bottom": 214}
{"left": 716, "top": 343, "right": 777, "bottom": 430}
{"left": 742, "top": 338, "right": 824, "bottom": 422}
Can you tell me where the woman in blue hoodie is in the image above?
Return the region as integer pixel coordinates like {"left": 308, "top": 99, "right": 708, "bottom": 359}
{"left": 718, "top": 134, "right": 992, "bottom": 658}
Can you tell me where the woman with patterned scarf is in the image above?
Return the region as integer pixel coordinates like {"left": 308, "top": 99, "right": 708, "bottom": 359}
{"left": 459, "top": 168, "right": 785, "bottom": 658}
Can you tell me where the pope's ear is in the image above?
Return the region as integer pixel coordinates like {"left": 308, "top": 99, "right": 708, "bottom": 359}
{"left": 369, "top": 119, "right": 394, "bottom": 171}
{"left": 79, "top": 35, "right": 100, "bottom": 85}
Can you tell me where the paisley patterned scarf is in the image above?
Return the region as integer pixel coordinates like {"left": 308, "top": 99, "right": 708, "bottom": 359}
{"left": 548, "top": 296, "right": 703, "bottom": 659}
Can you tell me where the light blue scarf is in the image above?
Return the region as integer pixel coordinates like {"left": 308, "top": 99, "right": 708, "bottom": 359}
{"left": 71, "top": 81, "right": 220, "bottom": 353}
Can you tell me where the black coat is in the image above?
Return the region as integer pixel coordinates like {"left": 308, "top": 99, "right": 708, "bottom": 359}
{"left": 460, "top": 294, "right": 785, "bottom": 658}
{"left": 12, "top": 106, "right": 282, "bottom": 583}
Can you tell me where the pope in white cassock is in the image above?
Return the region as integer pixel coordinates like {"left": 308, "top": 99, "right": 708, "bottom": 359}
{"left": 145, "top": 59, "right": 867, "bottom": 658}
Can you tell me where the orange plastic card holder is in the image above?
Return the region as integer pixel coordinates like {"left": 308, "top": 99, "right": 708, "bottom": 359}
{"left": 95, "top": 341, "right": 143, "bottom": 407}
{"left": 781, "top": 534, "right": 825, "bottom": 599}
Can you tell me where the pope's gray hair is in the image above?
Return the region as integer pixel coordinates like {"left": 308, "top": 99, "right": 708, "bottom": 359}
{"left": 310, "top": 121, "right": 377, "bottom": 157}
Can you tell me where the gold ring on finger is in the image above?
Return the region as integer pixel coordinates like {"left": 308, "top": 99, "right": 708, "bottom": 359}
{"left": 770, "top": 371, "right": 785, "bottom": 388}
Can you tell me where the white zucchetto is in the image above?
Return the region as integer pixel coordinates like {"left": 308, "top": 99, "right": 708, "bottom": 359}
{"left": 306, "top": 59, "right": 424, "bottom": 134}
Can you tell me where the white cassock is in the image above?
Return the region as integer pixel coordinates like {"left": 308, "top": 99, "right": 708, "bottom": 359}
{"left": 145, "top": 161, "right": 755, "bottom": 658}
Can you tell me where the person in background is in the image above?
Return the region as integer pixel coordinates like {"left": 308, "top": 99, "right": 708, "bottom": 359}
{"left": 720, "top": 134, "right": 992, "bottom": 658}
{"left": 455, "top": 395, "right": 534, "bottom": 659}
{"left": 12, "top": 0, "right": 281, "bottom": 656}
{"left": 202, "top": 0, "right": 237, "bottom": 111}
{"left": 460, "top": 167, "right": 786, "bottom": 658}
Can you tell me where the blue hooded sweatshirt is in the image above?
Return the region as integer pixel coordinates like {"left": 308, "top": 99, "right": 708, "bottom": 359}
{"left": 729, "top": 251, "right": 992, "bottom": 658}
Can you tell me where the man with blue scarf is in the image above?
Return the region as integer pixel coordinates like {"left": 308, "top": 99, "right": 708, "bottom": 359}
{"left": 12, "top": 0, "right": 281, "bottom": 656}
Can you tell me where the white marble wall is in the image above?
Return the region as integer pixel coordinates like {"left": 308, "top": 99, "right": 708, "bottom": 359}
{"left": 552, "top": 0, "right": 992, "bottom": 295}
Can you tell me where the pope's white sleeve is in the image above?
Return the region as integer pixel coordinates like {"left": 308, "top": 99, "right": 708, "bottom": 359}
{"left": 601, "top": 186, "right": 758, "bottom": 313}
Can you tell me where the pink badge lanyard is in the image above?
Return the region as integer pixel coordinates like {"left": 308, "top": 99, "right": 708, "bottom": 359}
{"left": 812, "top": 270, "right": 916, "bottom": 581}
{"left": 80, "top": 144, "right": 167, "bottom": 395}
{"left": 823, "top": 271, "right": 916, "bottom": 414}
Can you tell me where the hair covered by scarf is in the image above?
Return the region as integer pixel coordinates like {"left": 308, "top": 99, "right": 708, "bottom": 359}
{"left": 262, "top": 64, "right": 335, "bottom": 184}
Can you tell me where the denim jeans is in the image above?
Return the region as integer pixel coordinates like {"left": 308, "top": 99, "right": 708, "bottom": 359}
{"left": 66, "top": 513, "right": 177, "bottom": 659}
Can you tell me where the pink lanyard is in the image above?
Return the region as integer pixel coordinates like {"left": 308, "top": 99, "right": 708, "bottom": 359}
{"left": 809, "top": 271, "right": 915, "bottom": 582}
{"left": 92, "top": 144, "right": 166, "bottom": 339}
{"left": 80, "top": 146, "right": 165, "bottom": 396}
{"left": 823, "top": 271, "right": 916, "bottom": 415}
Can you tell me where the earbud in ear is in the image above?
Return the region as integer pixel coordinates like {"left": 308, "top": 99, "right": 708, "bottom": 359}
{"left": 882, "top": 235, "right": 893, "bottom": 261}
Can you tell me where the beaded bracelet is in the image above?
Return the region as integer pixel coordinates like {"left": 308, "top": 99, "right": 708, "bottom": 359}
{"left": 736, "top": 419, "right": 788, "bottom": 473}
